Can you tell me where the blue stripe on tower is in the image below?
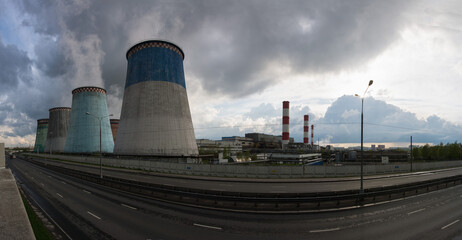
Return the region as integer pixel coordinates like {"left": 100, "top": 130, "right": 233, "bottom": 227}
{"left": 125, "top": 47, "right": 186, "bottom": 89}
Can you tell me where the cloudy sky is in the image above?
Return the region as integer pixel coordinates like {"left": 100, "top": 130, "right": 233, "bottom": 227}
{"left": 1, "top": 0, "right": 461, "bottom": 147}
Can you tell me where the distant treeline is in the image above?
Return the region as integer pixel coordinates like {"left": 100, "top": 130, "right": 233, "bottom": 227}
{"left": 412, "top": 142, "right": 462, "bottom": 161}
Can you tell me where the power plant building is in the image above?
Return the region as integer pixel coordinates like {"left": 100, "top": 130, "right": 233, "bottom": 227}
{"left": 64, "top": 87, "right": 114, "bottom": 153}
{"left": 33, "top": 119, "right": 48, "bottom": 153}
{"left": 114, "top": 40, "right": 198, "bottom": 156}
{"left": 44, "top": 107, "right": 71, "bottom": 153}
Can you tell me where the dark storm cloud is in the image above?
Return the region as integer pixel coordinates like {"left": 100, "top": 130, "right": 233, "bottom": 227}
{"left": 0, "top": 37, "right": 32, "bottom": 93}
{"left": 17, "top": 0, "right": 414, "bottom": 98}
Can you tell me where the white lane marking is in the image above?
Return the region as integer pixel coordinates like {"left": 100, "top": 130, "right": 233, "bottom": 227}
{"left": 441, "top": 219, "right": 459, "bottom": 230}
{"left": 407, "top": 208, "right": 426, "bottom": 215}
{"left": 87, "top": 211, "right": 101, "bottom": 220}
{"left": 48, "top": 175, "right": 52, "bottom": 178}
{"left": 56, "top": 193, "right": 63, "bottom": 198}
{"left": 40, "top": 183, "right": 44, "bottom": 186}
{"left": 121, "top": 204, "right": 137, "bottom": 210}
{"left": 309, "top": 227, "right": 341, "bottom": 233}
{"left": 61, "top": 181, "right": 66, "bottom": 184}
{"left": 193, "top": 223, "right": 222, "bottom": 230}
{"left": 82, "top": 189, "right": 91, "bottom": 194}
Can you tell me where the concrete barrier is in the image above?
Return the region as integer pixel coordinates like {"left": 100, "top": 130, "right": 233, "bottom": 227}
{"left": 0, "top": 168, "right": 35, "bottom": 240}
{"left": 27, "top": 153, "right": 462, "bottom": 179}
{"left": 0, "top": 143, "right": 5, "bottom": 168}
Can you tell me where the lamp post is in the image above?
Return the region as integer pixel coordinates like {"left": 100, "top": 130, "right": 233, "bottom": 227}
{"left": 86, "top": 112, "right": 113, "bottom": 178}
{"left": 355, "top": 80, "right": 373, "bottom": 194}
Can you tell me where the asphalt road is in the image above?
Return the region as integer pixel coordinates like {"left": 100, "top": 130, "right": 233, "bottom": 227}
{"left": 7, "top": 156, "right": 462, "bottom": 240}
{"left": 27, "top": 156, "right": 462, "bottom": 193}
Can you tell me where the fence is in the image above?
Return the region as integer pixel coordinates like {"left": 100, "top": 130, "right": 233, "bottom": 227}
{"left": 28, "top": 153, "right": 462, "bottom": 178}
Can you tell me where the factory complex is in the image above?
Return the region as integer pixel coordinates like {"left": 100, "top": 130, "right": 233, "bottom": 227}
{"left": 31, "top": 39, "right": 347, "bottom": 164}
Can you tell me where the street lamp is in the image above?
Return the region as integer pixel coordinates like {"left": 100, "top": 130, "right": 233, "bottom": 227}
{"left": 86, "top": 112, "right": 113, "bottom": 178}
{"left": 355, "top": 80, "right": 373, "bottom": 194}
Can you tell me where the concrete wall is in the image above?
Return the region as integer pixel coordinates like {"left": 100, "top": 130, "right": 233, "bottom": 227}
{"left": 0, "top": 169, "right": 35, "bottom": 239}
{"left": 33, "top": 153, "right": 462, "bottom": 178}
{"left": 0, "top": 143, "right": 4, "bottom": 168}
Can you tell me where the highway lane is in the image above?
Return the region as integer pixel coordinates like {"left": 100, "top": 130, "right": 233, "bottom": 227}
{"left": 7, "top": 156, "right": 462, "bottom": 239}
{"left": 28, "top": 156, "right": 462, "bottom": 193}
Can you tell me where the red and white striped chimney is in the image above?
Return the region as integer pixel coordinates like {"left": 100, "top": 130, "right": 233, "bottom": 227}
{"left": 304, "top": 115, "right": 309, "bottom": 145}
{"left": 311, "top": 124, "right": 314, "bottom": 147}
{"left": 282, "top": 101, "right": 290, "bottom": 146}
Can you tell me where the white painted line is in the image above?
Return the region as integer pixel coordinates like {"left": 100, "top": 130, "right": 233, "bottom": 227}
{"left": 87, "top": 211, "right": 101, "bottom": 220}
{"left": 121, "top": 203, "right": 137, "bottom": 210}
{"left": 61, "top": 181, "right": 66, "bottom": 184}
{"left": 407, "top": 208, "right": 426, "bottom": 215}
{"left": 48, "top": 175, "right": 52, "bottom": 178}
{"left": 193, "top": 223, "right": 222, "bottom": 230}
{"left": 56, "top": 193, "right": 63, "bottom": 198}
{"left": 40, "top": 183, "right": 44, "bottom": 186}
{"left": 441, "top": 219, "right": 459, "bottom": 230}
{"left": 82, "top": 189, "right": 91, "bottom": 194}
{"left": 309, "top": 227, "right": 341, "bottom": 233}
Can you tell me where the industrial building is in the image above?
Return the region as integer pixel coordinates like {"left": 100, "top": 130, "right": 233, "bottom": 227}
{"left": 114, "top": 40, "right": 198, "bottom": 156}
{"left": 33, "top": 119, "right": 48, "bottom": 153}
{"left": 44, "top": 107, "right": 71, "bottom": 153}
{"left": 110, "top": 119, "right": 119, "bottom": 143}
{"left": 64, "top": 87, "right": 114, "bottom": 153}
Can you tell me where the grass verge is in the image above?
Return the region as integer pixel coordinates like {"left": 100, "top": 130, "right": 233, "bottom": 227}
{"left": 20, "top": 193, "right": 53, "bottom": 240}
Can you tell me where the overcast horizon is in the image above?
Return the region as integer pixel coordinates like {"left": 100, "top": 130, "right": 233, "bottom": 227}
{"left": 1, "top": 0, "right": 461, "bottom": 147}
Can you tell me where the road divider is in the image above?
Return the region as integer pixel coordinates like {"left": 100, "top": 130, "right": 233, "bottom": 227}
{"left": 17, "top": 154, "right": 462, "bottom": 213}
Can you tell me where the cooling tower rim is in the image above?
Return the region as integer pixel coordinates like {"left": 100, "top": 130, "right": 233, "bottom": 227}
{"left": 72, "top": 86, "right": 107, "bottom": 95}
{"left": 37, "top": 118, "right": 49, "bottom": 124}
{"left": 110, "top": 119, "right": 120, "bottom": 123}
{"left": 126, "top": 39, "right": 185, "bottom": 60}
{"left": 49, "top": 107, "right": 71, "bottom": 112}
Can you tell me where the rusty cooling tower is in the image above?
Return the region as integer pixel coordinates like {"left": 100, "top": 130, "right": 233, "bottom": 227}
{"left": 110, "top": 119, "right": 119, "bottom": 143}
{"left": 44, "top": 107, "right": 71, "bottom": 153}
{"left": 114, "top": 40, "right": 198, "bottom": 156}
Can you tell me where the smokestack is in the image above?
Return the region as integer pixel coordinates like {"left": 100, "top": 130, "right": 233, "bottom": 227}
{"left": 282, "top": 101, "right": 290, "bottom": 147}
{"left": 311, "top": 124, "right": 314, "bottom": 147}
{"left": 303, "top": 115, "right": 309, "bottom": 145}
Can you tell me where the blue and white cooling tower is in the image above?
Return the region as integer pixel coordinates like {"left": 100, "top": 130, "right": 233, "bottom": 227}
{"left": 33, "top": 119, "right": 49, "bottom": 153}
{"left": 44, "top": 107, "right": 71, "bottom": 153}
{"left": 114, "top": 40, "right": 198, "bottom": 156}
{"left": 64, "top": 87, "right": 114, "bottom": 153}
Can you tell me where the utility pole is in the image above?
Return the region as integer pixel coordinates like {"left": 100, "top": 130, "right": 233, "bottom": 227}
{"left": 410, "top": 136, "right": 413, "bottom": 172}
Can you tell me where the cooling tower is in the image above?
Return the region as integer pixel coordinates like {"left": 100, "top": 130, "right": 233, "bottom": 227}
{"left": 110, "top": 119, "right": 119, "bottom": 143}
{"left": 114, "top": 40, "right": 198, "bottom": 156}
{"left": 282, "top": 101, "right": 290, "bottom": 146}
{"left": 33, "top": 119, "right": 49, "bottom": 153}
{"left": 44, "top": 107, "right": 71, "bottom": 153}
{"left": 64, "top": 87, "right": 114, "bottom": 153}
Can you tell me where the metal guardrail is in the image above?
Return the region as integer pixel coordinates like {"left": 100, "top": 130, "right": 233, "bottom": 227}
{"left": 19, "top": 155, "right": 462, "bottom": 213}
